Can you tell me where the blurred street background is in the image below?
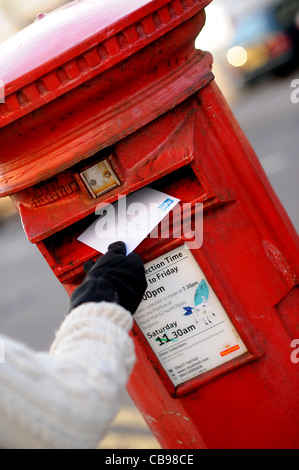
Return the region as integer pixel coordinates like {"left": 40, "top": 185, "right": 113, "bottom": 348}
{"left": 0, "top": 0, "right": 298, "bottom": 450}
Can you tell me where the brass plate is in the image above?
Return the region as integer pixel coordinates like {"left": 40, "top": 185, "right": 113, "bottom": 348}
{"left": 80, "top": 160, "right": 121, "bottom": 198}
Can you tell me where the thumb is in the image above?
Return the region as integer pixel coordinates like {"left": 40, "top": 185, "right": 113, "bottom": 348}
{"left": 83, "top": 260, "right": 96, "bottom": 274}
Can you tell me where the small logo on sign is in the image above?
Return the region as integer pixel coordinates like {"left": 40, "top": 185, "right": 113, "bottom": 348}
{"left": 220, "top": 345, "right": 240, "bottom": 357}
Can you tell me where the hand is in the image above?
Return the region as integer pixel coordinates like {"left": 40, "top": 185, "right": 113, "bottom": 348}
{"left": 70, "top": 242, "right": 147, "bottom": 314}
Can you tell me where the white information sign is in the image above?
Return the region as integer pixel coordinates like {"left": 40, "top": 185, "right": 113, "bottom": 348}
{"left": 134, "top": 245, "right": 247, "bottom": 386}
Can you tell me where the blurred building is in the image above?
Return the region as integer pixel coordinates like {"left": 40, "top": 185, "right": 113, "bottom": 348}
{"left": 221, "top": 0, "right": 277, "bottom": 20}
{"left": 196, "top": 0, "right": 279, "bottom": 54}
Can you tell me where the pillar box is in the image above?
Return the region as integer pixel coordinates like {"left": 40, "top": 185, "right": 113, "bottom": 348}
{"left": 0, "top": 0, "right": 298, "bottom": 449}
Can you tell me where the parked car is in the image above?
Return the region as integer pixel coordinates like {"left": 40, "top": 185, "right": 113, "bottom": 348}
{"left": 273, "top": 0, "right": 299, "bottom": 54}
{"left": 226, "top": 6, "right": 297, "bottom": 84}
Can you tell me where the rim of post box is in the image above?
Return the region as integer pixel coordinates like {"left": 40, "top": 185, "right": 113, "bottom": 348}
{"left": 0, "top": 0, "right": 213, "bottom": 197}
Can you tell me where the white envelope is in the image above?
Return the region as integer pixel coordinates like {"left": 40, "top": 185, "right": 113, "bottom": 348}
{"left": 78, "top": 187, "right": 180, "bottom": 255}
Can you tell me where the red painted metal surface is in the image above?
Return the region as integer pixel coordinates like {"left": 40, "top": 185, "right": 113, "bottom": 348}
{"left": 0, "top": 0, "right": 298, "bottom": 449}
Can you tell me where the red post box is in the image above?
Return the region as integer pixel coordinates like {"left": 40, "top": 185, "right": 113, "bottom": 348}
{"left": 0, "top": 0, "right": 298, "bottom": 449}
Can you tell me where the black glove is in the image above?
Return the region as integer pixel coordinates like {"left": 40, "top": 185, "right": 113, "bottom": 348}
{"left": 70, "top": 241, "right": 147, "bottom": 314}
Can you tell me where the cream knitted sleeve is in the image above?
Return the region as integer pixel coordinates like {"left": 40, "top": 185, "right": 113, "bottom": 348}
{"left": 0, "top": 302, "right": 136, "bottom": 449}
